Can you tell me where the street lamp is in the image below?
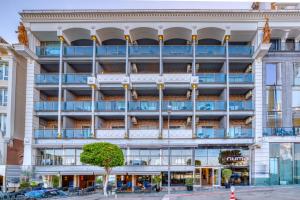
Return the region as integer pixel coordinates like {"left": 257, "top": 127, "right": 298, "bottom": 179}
{"left": 167, "top": 104, "right": 172, "bottom": 199}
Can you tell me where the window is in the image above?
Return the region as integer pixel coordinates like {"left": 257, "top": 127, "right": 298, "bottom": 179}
{"left": 286, "top": 39, "right": 295, "bottom": 51}
{"left": 0, "top": 89, "right": 7, "bottom": 106}
{"left": 266, "top": 88, "right": 282, "bottom": 111}
{"left": 0, "top": 62, "right": 8, "bottom": 81}
{"left": 0, "top": 114, "right": 6, "bottom": 134}
{"left": 294, "top": 63, "right": 300, "bottom": 85}
{"left": 267, "top": 111, "right": 282, "bottom": 128}
{"left": 270, "top": 39, "right": 281, "bottom": 51}
{"left": 292, "top": 90, "right": 300, "bottom": 108}
{"left": 265, "top": 63, "right": 281, "bottom": 85}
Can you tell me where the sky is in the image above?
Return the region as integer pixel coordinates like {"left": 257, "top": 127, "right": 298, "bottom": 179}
{"left": 0, "top": 0, "right": 295, "bottom": 44}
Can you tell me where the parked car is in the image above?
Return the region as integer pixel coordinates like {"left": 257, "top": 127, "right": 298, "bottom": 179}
{"left": 25, "top": 190, "right": 46, "bottom": 199}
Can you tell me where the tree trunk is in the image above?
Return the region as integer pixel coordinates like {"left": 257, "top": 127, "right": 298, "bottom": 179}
{"left": 103, "top": 168, "right": 111, "bottom": 197}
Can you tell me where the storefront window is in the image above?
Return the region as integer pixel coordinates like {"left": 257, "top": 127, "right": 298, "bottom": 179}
{"left": 295, "top": 144, "right": 300, "bottom": 184}
{"left": 162, "top": 149, "right": 192, "bottom": 166}
{"left": 162, "top": 172, "right": 193, "bottom": 186}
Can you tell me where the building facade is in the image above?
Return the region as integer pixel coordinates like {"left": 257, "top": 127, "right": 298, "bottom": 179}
{"left": 0, "top": 38, "right": 27, "bottom": 191}
{"left": 16, "top": 5, "right": 300, "bottom": 190}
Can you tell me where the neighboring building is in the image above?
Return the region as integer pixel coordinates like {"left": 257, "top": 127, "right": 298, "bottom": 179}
{"left": 0, "top": 38, "right": 27, "bottom": 191}
{"left": 16, "top": 4, "right": 300, "bottom": 190}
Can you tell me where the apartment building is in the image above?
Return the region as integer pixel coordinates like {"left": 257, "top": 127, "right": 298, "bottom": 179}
{"left": 0, "top": 38, "right": 27, "bottom": 191}
{"left": 15, "top": 5, "right": 300, "bottom": 190}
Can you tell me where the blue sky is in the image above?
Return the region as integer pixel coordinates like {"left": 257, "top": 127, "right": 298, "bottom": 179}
{"left": 0, "top": 0, "right": 253, "bottom": 43}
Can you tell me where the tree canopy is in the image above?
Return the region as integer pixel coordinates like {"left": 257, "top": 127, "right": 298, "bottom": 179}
{"left": 80, "top": 142, "right": 124, "bottom": 168}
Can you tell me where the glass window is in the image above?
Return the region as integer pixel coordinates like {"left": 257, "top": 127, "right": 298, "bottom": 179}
{"left": 0, "top": 114, "right": 6, "bottom": 134}
{"left": 295, "top": 144, "right": 300, "bottom": 184}
{"left": 266, "top": 88, "right": 282, "bottom": 111}
{"left": 279, "top": 143, "right": 293, "bottom": 184}
{"left": 270, "top": 39, "right": 281, "bottom": 51}
{"left": 294, "top": 63, "right": 300, "bottom": 85}
{"left": 0, "top": 89, "right": 7, "bottom": 106}
{"left": 286, "top": 39, "right": 295, "bottom": 51}
{"left": 0, "top": 62, "right": 8, "bottom": 81}
{"left": 292, "top": 90, "right": 300, "bottom": 108}
{"left": 266, "top": 63, "right": 281, "bottom": 85}
{"left": 267, "top": 111, "right": 282, "bottom": 128}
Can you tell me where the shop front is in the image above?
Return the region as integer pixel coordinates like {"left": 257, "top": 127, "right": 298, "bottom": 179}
{"left": 194, "top": 146, "right": 250, "bottom": 187}
{"left": 78, "top": 175, "right": 95, "bottom": 189}
{"left": 62, "top": 175, "right": 74, "bottom": 188}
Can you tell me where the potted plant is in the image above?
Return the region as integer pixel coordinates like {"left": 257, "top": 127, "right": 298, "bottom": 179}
{"left": 152, "top": 175, "right": 162, "bottom": 192}
{"left": 222, "top": 169, "right": 232, "bottom": 189}
{"left": 185, "top": 178, "right": 193, "bottom": 191}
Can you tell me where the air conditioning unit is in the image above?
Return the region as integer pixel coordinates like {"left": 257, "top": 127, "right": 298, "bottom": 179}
{"left": 132, "top": 90, "right": 138, "bottom": 100}
{"left": 187, "top": 64, "right": 192, "bottom": 73}
{"left": 87, "top": 76, "right": 97, "bottom": 86}
{"left": 186, "top": 90, "right": 191, "bottom": 99}
{"left": 186, "top": 117, "right": 192, "bottom": 126}
{"left": 131, "top": 116, "right": 137, "bottom": 125}
{"left": 245, "top": 116, "right": 253, "bottom": 124}
{"left": 245, "top": 90, "right": 253, "bottom": 99}
{"left": 132, "top": 63, "right": 138, "bottom": 73}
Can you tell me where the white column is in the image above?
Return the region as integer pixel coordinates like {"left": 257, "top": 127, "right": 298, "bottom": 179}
{"left": 225, "top": 35, "right": 230, "bottom": 136}
{"left": 192, "top": 84, "right": 197, "bottom": 138}
{"left": 159, "top": 35, "right": 163, "bottom": 75}
{"left": 295, "top": 39, "right": 299, "bottom": 51}
{"left": 280, "top": 39, "right": 286, "bottom": 51}
{"left": 57, "top": 36, "right": 64, "bottom": 138}
{"left": 91, "top": 36, "right": 97, "bottom": 137}
{"left": 254, "top": 58, "right": 263, "bottom": 140}
{"left": 124, "top": 84, "right": 129, "bottom": 138}
{"left": 192, "top": 35, "right": 196, "bottom": 75}
{"left": 158, "top": 84, "right": 163, "bottom": 138}
{"left": 125, "top": 35, "right": 130, "bottom": 76}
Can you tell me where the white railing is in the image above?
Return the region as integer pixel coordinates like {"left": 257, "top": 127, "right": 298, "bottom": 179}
{"left": 164, "top": 74, "right": 191, "bottom": 83}
{"left": 96, "top": 129, "right": 125, "bottom": 138}
{"left": 130, "top": 74, "right": 159, "bottom": 83}
{"left": 129, "top": 129, "right": 159, "bottom": 138}
{"left": 162, "top": 129, "right": 193, "bottom": 139}
{"left": 97, "top": 74, "right": 126, "bottom": 84}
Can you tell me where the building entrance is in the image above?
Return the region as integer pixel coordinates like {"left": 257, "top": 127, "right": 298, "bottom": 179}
{"left": 194, "top": 167, "right": 221, "bottom": 187}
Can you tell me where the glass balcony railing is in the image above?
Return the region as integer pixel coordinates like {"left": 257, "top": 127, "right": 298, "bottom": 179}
{"left": 196, "top": 101, "right": 226, "bottom": 111}
{"left": 36, "top": 46, "right": 60, "bottom": 57}
{"left": 196, "top": 45, "right": 225, "bottom": 57}
{"left": 229, "top": 101, "right": 254, "bottom": 111}
{"left": 229, "top": 74, "right": 254, "bottom": 83}
{"left": 35, "top": 74, "right": 59, "bottom": 84}
{"left": 263, "top": 127, "right": 297, "bottom": 136}
{"left": 34, "top": 101, "right": 59, "bottom": 111}
{"left": 64, "top": 74, "right": 88, "bottom": 84}
{"left": 64, "top": 101, "right": 91, "bottom": 111}
{"left": 34, "top": 129, "right": 58, "bottom": 138}
{"left": 97, "top": 45, "right": 126, "bottom": 57}
{"left": 228, "top": 128, "right": 253, "bottom": 138}
{"left": 35, "top": 74, "right": 89, "bottom": 84}
{"left": 129, "top": 101, "right": 159, "bottom": 111}
{"left": 229, "top": 45, "right": 253, "bottom": 57}
{"left": 163, "top": 101, "right": 193, "bottom": 111}
{"left": 64, "top": 46, "right": 93, "bottom": 57}
{"left": 198, "top": 73, "right": 225, "bottom": 83}
{"left": 129, "top": 45, "right": 159, "bottom": 57}
{"left": 97, "top": 101, "right": 125, "bottom": 111}
{"left": 196, "top": 128, "right": 225, "bottom": 138}
{"left": 163, "top": 45, "right": 193, "bottom": 57}
{"left": 64, "top": 129, "right": 91, "bottom": 138}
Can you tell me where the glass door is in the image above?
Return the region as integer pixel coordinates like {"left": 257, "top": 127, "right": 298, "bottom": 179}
{"left": 213, "top": 168, "right": 221, "bottom": 186}
{"left": 194, "top": 168, "right": 201, "bottom": 186}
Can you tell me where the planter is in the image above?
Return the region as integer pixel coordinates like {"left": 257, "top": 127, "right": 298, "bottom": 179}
{"left": 186, "top": 185, "right": 193, "bottom": 191}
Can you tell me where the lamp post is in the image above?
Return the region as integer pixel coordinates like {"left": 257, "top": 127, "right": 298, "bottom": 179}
{"left": 167, "top": 104, "right": 172, "bottom": 199}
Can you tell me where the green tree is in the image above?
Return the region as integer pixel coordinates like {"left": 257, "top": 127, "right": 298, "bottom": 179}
{"left": 80, "top": 142, "right": 124, "bottom": 196}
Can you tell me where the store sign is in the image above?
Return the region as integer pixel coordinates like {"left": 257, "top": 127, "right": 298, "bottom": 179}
{"left": 219, "top": 150, "right": 249, "bottom": 166}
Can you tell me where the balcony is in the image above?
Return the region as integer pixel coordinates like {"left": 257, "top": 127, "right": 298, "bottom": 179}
{"left": 35, "top": 74, "right": 88, "bottom": 84}
{"left": 162, "top": 129, "right": 192, "bottom": 138}
{"left": 196, "top": 128, "right": 225, "bottom": 138}
{"left": 228, "top": 128, "right": 253, "bottom": 138}
{"left": 34, "top": 129, "right": 92, "bottom": 139}
{"left": 263, "top": 127, "right": 299, "bottom": 136}
{"left": 228, "top": 45, "right": 253, "bottom": 57}
{"left": 64, "top": 101, "right": 91, "bottom": 112}
{"left": 34, "top": 101, "right": 58, "bottom": 111}
{"left": 96, "top": 129, "right": 125, "bottom": 138}
{"left": 198, "top": 73, "right": 225, "bottom": 84}
{"left": 129, "top": 101, "right": 159, "bottom": 111}
{"left": 36, "top": 46, "right": 60, "bottom": 57}
{"left": 97, "top": 45, "right": 126, "bottom": 57}
{"left": 196, "top": 45, "right": 225, "bottom": 57}
{"left": 229, "top": 74, "right": 253, "bottom": 84}
{"left": 97, "top": 101, "right": 125, "bottom": 111}
{"left": 163, "top": 101, "right": 192, "bottom": 111}
{"left": 129, "top": 45, "right": 159, "bottom": 57}
{"left": 196, "top": 101, "right": 226, "bottom": 111}
{"left": 64, "top": 46, "right": 93, "bottom": 57}
{"left": 229, "top": 101, "right": 254, "bottom": 111}
{"left": 163, "top": 45, "right": 193, "bottom": 57}
{"left": 129, "top": 129, "right": 159, "bottom": 138}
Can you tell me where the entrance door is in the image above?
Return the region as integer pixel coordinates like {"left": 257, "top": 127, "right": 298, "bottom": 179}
{"left": 201, "top": 168, "right": 212, "bottom": 186}
{"left": 194, "top": 167, "right": 221, "bottom": 187}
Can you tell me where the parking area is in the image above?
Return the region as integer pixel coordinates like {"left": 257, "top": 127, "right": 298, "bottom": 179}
{"left": 58, "top": 186, "right": 300, "bottom": 200}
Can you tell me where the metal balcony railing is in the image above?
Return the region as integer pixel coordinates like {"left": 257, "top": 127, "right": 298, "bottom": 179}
{"left": 34, "top": 129, "right": 91, "bottom": 139}
{"left": 195, "top": 45, "right": 225, "bottom": 57}
{"left": 163, "top": 101, "right": 193, "bottom": 111}
{"left": 227, "top": 128, "right": 254, "bottom": 138}
{"left": 96, "top": 101, "right": 125, "bottom": 111}
{"left": 36, "top": 46, "right": 60, "bottom": 57}
{"left": 64, "top": 101, "right": 91, "bottom": 111}
{"left": 64, "top": 46, "right": 93, "bottom": 57}
{"left": 35, "top": 74, "right": 89, "bottom": 84}
{"left": 34, "top": 129, "right": 59, "bottom": 138}
{"left": 129, "top": 45, "right": 160, "bottom": 57}
{"left": 228, "top": 45, "right": 253, "bottom": 57}
{"left": 196, "top": 128, "right": 225, "bottom": 138}
{"left": 229, "top": 74, "right": 254, "bottom": 83}
{"left": 198, "top": 73, "right": 226, "bottom": 83}
{"left": 34, "top": 101, "right": 59, "bottom": 111}
{"left": 196, "top": 101, "right": 226, "bottom": 111}
{"left": 163, "top": 45, "right": 193, "bottom": 57}
{"left": 97, "top": 45, "right": 126, "bottom": 57}
{"left": 196, "top": 128, "right": 254, "bottom": 139}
